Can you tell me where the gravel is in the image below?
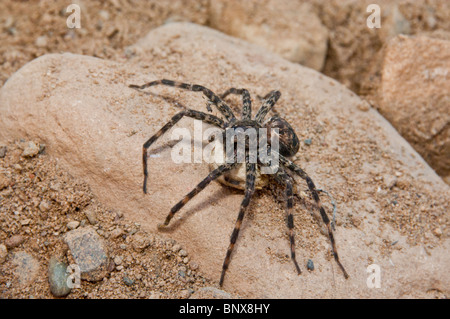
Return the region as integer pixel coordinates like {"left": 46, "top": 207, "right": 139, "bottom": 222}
{"left": 0, "top": 140, "right": 213, "bottom": 298}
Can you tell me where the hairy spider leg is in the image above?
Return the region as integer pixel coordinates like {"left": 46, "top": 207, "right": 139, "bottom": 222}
{"left": 274, "top": 169, "right": 302, "bottom": 275}
{"left": 141, "top": 109, "right": 225, "bottom": 194}
{"left": 279, "top": 155, "right": 349, "bottom": 279}
{"left": 159, "top": 162, "right": 239, "bottom": 229}
{"left": 220, "top": 88, "right": 252, "bottom": 120}
{"left": 256, "top": 91, "right": 278, "bottom": 102}
{"left": 254, "top": 90, "right": 281, "bottom": 123}
{"left": 129, "top": 79, "right": 236, "bottom": 122}
{"left": 219, "top": 161, "right": 256, "bottom": 286}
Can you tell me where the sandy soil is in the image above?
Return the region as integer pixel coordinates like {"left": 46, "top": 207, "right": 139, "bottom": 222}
{"left": 0, "top": 140, "right": 214, "bottom": 298}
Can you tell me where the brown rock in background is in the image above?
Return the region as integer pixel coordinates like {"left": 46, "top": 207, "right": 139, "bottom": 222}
{"left": 209, "top": 0, "right": 328, "bottom": 70}
{"left": 379, "top": 35, "right": 450, "bottom": 181}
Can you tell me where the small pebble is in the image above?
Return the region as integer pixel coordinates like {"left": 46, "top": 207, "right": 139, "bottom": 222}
{"left": 180, "top": 289, "right": 191, "bottom": 299}
{"left": 20, "top": 219, "right": 31, "bottom": 226}
{"left": 433, "top": 227, "right": 442, "bottom": 237}
{"left": 179, "top": 249, "right": 188, "bottom": 257}
{"left": 49, "top": 182, "right": 61, "bottom": 191}
{"left": 98, "top": 10, "right": 110, "bottom": 20}
{"left": 123, "top": 276, "right": 134, "bottom": 286}
{"left": 110, "top": 228, "right": 124, "bottom": 239}
{"left": 0, "top": 145, "right": 7, "bottom": 158}
{"left": 0, "top": 244, "right": 7, "bottom": 264}
{"left": 383, "top": 175, "right": 397, "bottom": 189}
{"left": 357, "top": 101, "right": 371, "bottom": 112}
{"left": 35, "top": 35, "right": 48, "bottom": 48}
{"left": 67, "top": 221, "right": 80, "bottom": 230}
{"left": 0, "top": 173, "right": 10, "bottom": 190}
{"left": 131, "top": 233, "right": 151, "bottom": 251}
{"left": 84, "top": 209, "right": 98, "bottom": 225}
{"left": 5, "top": 234, "right": 25, "bottom": 248}
{"left": 304, "top": 138, "right": 312, "bottom": 146}
{"left": 351, "top": 215, "right": 362, "bottom": 228}
{"left": 190, "top": 261, "right": 199, "bottom": 271}
{"left": 22, "top": 141, "right": 40, "bottom": 157}
{"left": 39, "top": 200, "right": 51, "bottom": 212}
{"left": 114, "top": 256, "right": 123, "bottom": 265}
{"left": 306, "top": 259, "right": 314, "bottom": 271}
{"left": 48, "top": 257, "right": 72, "bottom": 297}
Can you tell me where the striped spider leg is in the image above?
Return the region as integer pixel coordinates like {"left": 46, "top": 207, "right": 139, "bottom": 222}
{"left": 279, "top": 155, "right": 349, "bottom": 279}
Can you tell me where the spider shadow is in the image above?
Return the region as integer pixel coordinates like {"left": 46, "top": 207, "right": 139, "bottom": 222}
{"left": 147, "top": 139, "right": 181, "bottom": 156}
{"left": 139, "top": 91, "right": 191, "bottom": 155}
{"left": 138, "top": 90, "right": 238, "bottom": 230}
{"left": 138, "top": 90, "right": 189, "bottom": 110}
{"left": 157, "top": 185, "right": 239, "bottom": 233}
{"left": 140, "top": 90, "right": 216, "bottom": 155}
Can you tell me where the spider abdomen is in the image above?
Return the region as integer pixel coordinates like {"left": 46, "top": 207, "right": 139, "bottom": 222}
{"left": 265, "top": 116, "right": 300, "bottom": 158}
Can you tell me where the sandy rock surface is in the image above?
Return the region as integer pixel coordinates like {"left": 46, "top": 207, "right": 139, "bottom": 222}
{"left": 379, "top": 34, "right": 450, "bottom": 182}
{"left": 0, "top": 23, "right": 449, "bottom": 298}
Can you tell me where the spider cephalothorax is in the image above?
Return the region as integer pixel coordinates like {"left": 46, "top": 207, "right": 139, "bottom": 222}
{"left": 129, "top": 79, "right": 349, "bottom": 286}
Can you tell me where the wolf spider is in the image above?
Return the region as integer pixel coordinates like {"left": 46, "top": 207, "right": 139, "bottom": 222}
{"left": 129, "top": 79, "right": 349, "bottom": 286}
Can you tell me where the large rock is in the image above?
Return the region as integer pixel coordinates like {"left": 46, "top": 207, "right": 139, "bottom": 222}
{"left": 379, "top": 35, "right": 450, "bottom": 182}
{"left": 209, "top": 0, "right": 328, "bottom": 70}
{"left": 0, "top": 23, "right": 449, "bottom": 298}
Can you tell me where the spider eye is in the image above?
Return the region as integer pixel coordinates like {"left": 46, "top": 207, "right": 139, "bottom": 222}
{"left": 266, "top": 116, "right": 299, "bottom": 157}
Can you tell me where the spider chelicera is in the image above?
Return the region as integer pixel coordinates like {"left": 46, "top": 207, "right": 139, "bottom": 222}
{"left": 129, "top": 79, "right": 349, "bottom": 286}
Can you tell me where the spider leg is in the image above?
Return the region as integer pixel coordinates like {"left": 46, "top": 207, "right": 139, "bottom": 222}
{"left": 219, "top": 162, "right": 256, "bottom": 286}
{"left": 256, "top": 91, "right": 279, "bottom": 101}
{"left": 142, "top": 109, "right": 225, "bottom": 194}
{"left": 220, "top": 88, "right": 252, "bottom": 120}
{"left": 158, "top": 161, "right": 238, "bottom": 228}
{"left": 129, "top": 79, "right": 236, "bottom": 122}
{"left": 274, "top": 169, "right": 302, "bottom": 275}
{"left": 279, "top": 155, "right": 349, "bottom": 279}
{"left": 254, "top": 90, "right": 281, "bottom": 123}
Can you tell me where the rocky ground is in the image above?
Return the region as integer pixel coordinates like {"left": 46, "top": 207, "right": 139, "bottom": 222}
{"left": 0, "top": 140, "right": 228, "bottom": 298}
{"left": 0, "top": 0, "right": 449, "bottom": 299}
